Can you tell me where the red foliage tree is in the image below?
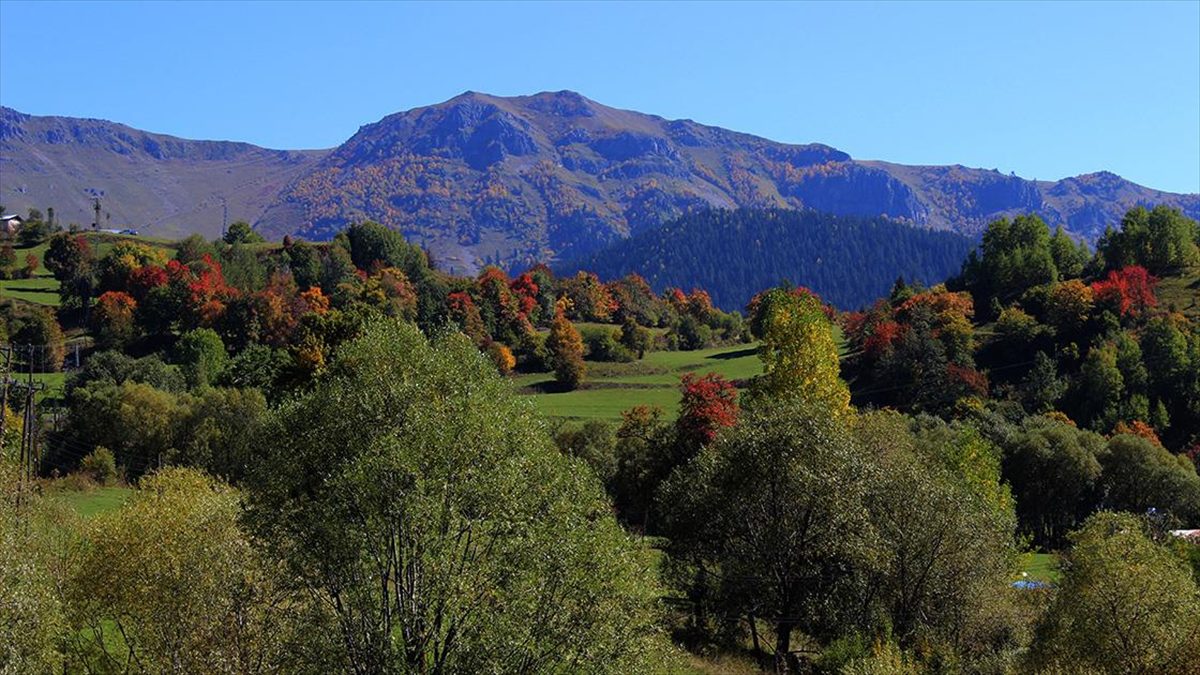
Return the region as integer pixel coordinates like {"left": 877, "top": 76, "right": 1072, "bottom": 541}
{"left": 676, "top": 372, "right": 739, "bottom": 451}
{"left": 447, "top": 291, "right": 487, "bottom": 345}
{"left": 128, "top": 265, "right": 168, "bottom": 300}
{"left": 1091, "top": 266, "right": 1158, "bottom": 318}
{"left": 92, "top": 291, "right": 138, "bottom": 347}
{"left": 1113, "top": 420, "right": 1165, "bottom": 448}
{"left": 509, "top": 272, "right": 540, "bottom": 319}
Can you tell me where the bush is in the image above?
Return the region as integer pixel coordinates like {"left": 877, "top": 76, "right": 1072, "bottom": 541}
{"left": 673, "top": 315, "right": 711, "bottom": 351}
{"left": 582, "top": 327, "right": 635, "bottom": 363}
{"left": 79, "top": 447, "right": 118, "bottom": 486}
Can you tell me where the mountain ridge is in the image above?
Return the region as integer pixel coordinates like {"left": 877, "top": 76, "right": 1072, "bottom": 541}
{"left": 2, "top": 92, "right": 1197, "bottom": 272}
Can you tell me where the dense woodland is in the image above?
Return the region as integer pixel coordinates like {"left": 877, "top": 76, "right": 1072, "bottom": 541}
{"left": 2, "top": 203, "right": 1200, "bottom": 674}
{"left": 562, "top": 209, "right": 977, "bottom": 310}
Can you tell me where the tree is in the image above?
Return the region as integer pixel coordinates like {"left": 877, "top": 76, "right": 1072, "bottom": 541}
{"left": 0, "top": 464, "right": 70, "bottom": 673}
{"left": 555, "top": 419, "right": 618, "bottom": 485}
{"left": 1099, "top": 434, "right": 1200, "bottom": 524}
{"left": 67, "top": 468, "right": 302, "bottom": 672}
{"left": 1091, "top": 265, "right": 1157, "bottom": 319}
{"left": 286, "top": 239, "right": 323, "bottom": 290}
{"left": 339, "top": 221, "right": 426, "bottom": 278}
{"left": 92, "top": 290, "right": 139, "bottom": 349}
{"left": 222, "top": 220, "right": 265, "bottom": 245}
{"left": 174, "top": 328, "right": 229, "bottom": 388}
{"left": 660, "top": 399, "right": 879, "bottom": 670}
{"left": 619, "top": 314, "right": 652, "bottom": 359}
{"left": 244, "top": 319, "right": 671, "bottom": 672}
{"left": 11, "top": 307, "right": 66, "bottom": 372}
{"left": 0, "top": 242, "right": 15, "bottom": 271}
{"left": 43, "top": 233, "right": 95, "bottom": 307}
{"left": 1048, "top": 226, "right": 1090, "bottom": 279}
{"left": 954, "top": 214, "right": 1058, "bottom": 313}
{"left": 1018, "top": 351, "right": 1067, "bottom": 413}
{"left": 856, "top": 413, "right": 1017, "bottom": 653}
{"left": 1097, "top": 205, "right": 1200, "bottom": 274}
{"left": 64, "top": 381, "right": 184, "bottom": 476}
{"left": 610, "top": 405, "right": 677, "bottom": 532}
{"left": 751, "top": 287, "right": 850, "bottom": 417}
{"left": 675, "top": 373, "right": 738, "bottom": 453}
{"left": 546, "top": 300, "right": 586, "bottom": 389}
{"left": 1030, "top": 512, "right": 1200, "bottom": 673}
{"left": 1001, "top": 416, "right": 1105, "bottom": 547}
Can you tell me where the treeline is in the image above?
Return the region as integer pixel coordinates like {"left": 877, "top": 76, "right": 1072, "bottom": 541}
{"left": 561, "top": 208, "right": 976, "bottom": 310}
{"left": 842, "top": 206, "right": 1200, "bottom": 547}
{"left": 1, "top": 219, "right": 750, "bottom": 477}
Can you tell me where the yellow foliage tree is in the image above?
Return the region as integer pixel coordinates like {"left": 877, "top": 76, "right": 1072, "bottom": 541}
{"left": 753, "top": 288, "right": 850, "bottom": 417}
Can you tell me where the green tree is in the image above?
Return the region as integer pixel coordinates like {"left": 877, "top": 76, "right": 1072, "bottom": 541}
{"left": 1001, "top": 416, "right": 1105, "bottom": 547}
{"left": 244, "top": 319, "right": 672, "bottom": 673}
{"left": 174, "top": 328, "right": 229, "bottom": 388}
{"left": 222, "top": 220, "right": 265, "bottom": 245}
{"left": 339, "top": 221, "right": 427, "bottom": 278}
{"left": 1099, "top": 434, "right": 1200, "bottom": 524}
{"left": 67, "top": 468, "right": 304, "bottom": 672}
{"left": 1098, "top": 205, "right": 1200, "bottom": 274}
{"left": 43, "top": 233, "right": 96, "bottom": 307}
{"left": 1030, "top": 512, "right": 1200, "bottom": 673}
{"left": 954, "top": 214, "right": 1058, "bottom": 315}
{"left": 1019, "top": 351, "right": 1067, "bottom": 413}
{"left": 1048, "top": 226, "right": 1090, "bottom": 280}
{"left": 857, "top": 413, "right": 1018, "bottom": 656}
{"left": 0, "top": 463, "right": 71, "bottom": 673}
{"left": 286, "top": 239, "right": 323, "bottom": 289}
{"left": 659, "top": 399, "right": 878, "bottom": 670}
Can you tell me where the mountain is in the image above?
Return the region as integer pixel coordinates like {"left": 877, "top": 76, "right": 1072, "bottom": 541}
{"left": 560, "top": 209, "right": 977, "bottom": 311}
{"left": 3, "top": 93, "right": 1197, "bottom": 272}
{"left": 0, "top": 106, "right": 328, "bottom": 238}
{"left": 258, "top": 91, "right": 1198, "bottom": 273}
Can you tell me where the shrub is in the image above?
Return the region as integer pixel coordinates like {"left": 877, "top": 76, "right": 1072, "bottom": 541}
{"left": 79, "top": 447, "right": 118, "bottom": 486}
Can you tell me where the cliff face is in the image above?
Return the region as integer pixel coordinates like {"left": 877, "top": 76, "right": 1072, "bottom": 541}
{"left": 3, "top": 94, "right": 1197, "bottom": 272}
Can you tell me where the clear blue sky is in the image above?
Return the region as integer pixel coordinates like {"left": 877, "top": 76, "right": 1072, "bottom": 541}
{"left": 2, "top": 1, "right": 1197, "bottom": 192}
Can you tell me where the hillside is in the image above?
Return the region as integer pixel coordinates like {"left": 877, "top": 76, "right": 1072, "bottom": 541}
{"left": 261, "top": 91, "right": 1199, "bottom": 272}
{"left": 561, "top": 209, "right": 977, "bottom": 310}
{"left": 0, "top": 107, "right": 327, "bottom": 239}
{"left": 4, "top": 93, "right": 1198, "bottom": 274}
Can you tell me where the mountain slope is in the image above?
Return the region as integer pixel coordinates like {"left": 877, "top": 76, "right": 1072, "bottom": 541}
{"left": 560, "top": 209, "right": 978, "bottom": 310}
{"left": 0, "top": 106, "right": 328, "bottom": 238}
{"left": 3, "top": 93, "right": 1197, "bottom": 273}
{"left": 259, "top": 91, "right": 1198, "bottom": 272}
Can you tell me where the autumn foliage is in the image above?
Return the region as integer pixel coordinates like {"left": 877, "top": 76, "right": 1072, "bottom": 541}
{"left": 676, "top": 372, "right": 739, "bottom": 450}
{"left": 547, "top": 300, "right": 586, "bottom": 389}
{"left": 1090, "top": 266, "right": 1157, "bottom": 318}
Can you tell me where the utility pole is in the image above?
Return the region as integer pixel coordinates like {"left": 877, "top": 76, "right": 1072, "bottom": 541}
{"left": 0, "top": 344, "right": 10, "bottom": 440}
{"left": 221, "top": 196, "right": 228, "bottom": 237}
{"left": 93, "top": 198, "right": 101, "bottom": 231}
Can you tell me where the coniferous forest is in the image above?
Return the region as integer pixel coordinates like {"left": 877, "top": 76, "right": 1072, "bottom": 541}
{"left": 562, "top": 209, "right": 977, "bottom": 310}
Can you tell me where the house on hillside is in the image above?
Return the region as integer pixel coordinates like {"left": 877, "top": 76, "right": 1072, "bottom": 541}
{"left": 1, "top": 214, "right": 24, "bottom": 236}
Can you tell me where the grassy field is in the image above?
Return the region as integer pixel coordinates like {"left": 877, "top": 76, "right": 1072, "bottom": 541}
{"left": 1156, "top": 265, "right": 1200, "bottom": 321}
{"left": 1, "top": 232, "right": 178, "bottom": 307}
{"left": 51, "top": 485, "right": 132, "bottom": 518}
{"left": 1021, "top": 552, "right": 1060, "bottom": 584}
{"left": 517, "top": 342, "right": 763, "bottom": 422}
{"left": 0, "top": 274, "right": 61, "bottom": 306}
